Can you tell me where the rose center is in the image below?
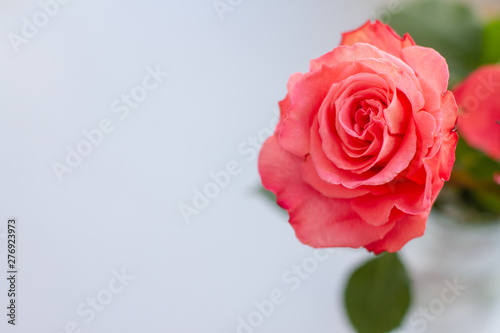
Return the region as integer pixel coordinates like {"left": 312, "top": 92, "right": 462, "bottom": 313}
{"left": 353, "top": 109, "right": 371, "bottom": 134}
{"left": 352, "top": 100, "right": 381, "bottom": 135}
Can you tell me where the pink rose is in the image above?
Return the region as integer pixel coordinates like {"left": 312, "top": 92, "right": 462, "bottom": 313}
{"left": 258, "top": 21, "right": 458, "bottom": 253}
{"left": 453, "top": 65, "right": 500, "bottom": 161}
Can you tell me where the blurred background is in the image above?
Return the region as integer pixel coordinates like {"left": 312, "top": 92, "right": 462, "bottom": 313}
{"left": 0, "top": 0, "right": 498, "bottom": 332}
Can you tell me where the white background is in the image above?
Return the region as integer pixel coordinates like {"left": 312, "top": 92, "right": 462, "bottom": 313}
{"left": 0, "top": 0, "right": 499, "bottom": 333}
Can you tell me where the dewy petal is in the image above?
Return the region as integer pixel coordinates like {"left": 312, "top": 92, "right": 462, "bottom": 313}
{"left": 258, "top": 135, "right": 394, "bottom": 248}
{"left": 365, "top": 212, "right": 428, "bottom": 254}
{"left": 340, "top": 20, "right": 415, "bottom": 57}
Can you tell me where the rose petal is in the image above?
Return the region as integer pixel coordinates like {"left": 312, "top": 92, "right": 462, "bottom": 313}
{"left": 383, "top": 90, "right": 412, "bottom": 135}
{"left": 311, "top": 44, "right": 423, "bottom": 99}
{"left": 278, "top": 72, "right": 304, "bottom": 124}
{"left": 340, "top": 20, "right": 415, "bottom": 57}
{"left": 300, "top": 155, "right": 370, "bottom": 198}
{"left": 289, "top": 192, "right": 394, "bottom": 249}
{"left": 258, "top": 135, "right": 394, "bottom": 248}
{"left": 365, "top": 212, "right": 428, "bottom": 254}
{"left": 279, "top": 67, "right": 345, "bottom": 157}
{"left": 424, "top": 92, "right": 458, "bottom": 182}
{"left": 401, "top": 46, "right": 450, "bottom": 112}
{"left": 311, "top": 119, "right": 417, "bottom": 188}
{"left": 351, "top": 179, "right": 430, "bottom": 227}
{"left": 405, "top": 110, "right": 438, "bottom": 181}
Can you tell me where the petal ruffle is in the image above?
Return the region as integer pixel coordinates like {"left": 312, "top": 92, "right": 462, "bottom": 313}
{"left": 340, "top": 20, "right": 415, "bottom": 57}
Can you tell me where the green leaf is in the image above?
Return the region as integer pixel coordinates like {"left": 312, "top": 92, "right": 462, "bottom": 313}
{"left": 380, "top": 0, "right": 483, "bottom": 87}
{"left": 344, "top": 253, "right": 411, "bottom": 333}
{"left": 481, "top": 19, "right": 500, "bottom": 64}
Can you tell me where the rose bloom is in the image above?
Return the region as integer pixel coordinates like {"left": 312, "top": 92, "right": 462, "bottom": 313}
{"left": 453, "top": 65, "right": 500, "bottom": 161}
{"left": 259, "top": 21, "right": 458, "bottom": 253}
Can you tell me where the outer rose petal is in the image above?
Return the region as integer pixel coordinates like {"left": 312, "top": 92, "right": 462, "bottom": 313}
{"left": 425, "top": 92, "right": 458, "bottom": 182}
{"left": 340, "top": 20, "right": 415, "bottom": 57}
{"left": 401, "top": 46, "right": 450, "bottom": 112}
{"left": 454, "top": 65, "right": 500, "bottom": 160}
{"left": 279, "top": 66, "right": 347, "bottom": 157}
{"left": 259, "top": 135, "right": 394, "bottom": 248}
{"left": 365, "top": 212, "right": 428, "bottom": 254}
{"left": 300, "top": 156, "right": 370, "bottom": 199}
{"left": 277, "top": 72, "right": 304, "bottom": 129}
{"left": 310, "top": 43, "right": 424, "bottom": 99}
{"left": 351, "top": 179, "right": 431, "bottom": 227}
